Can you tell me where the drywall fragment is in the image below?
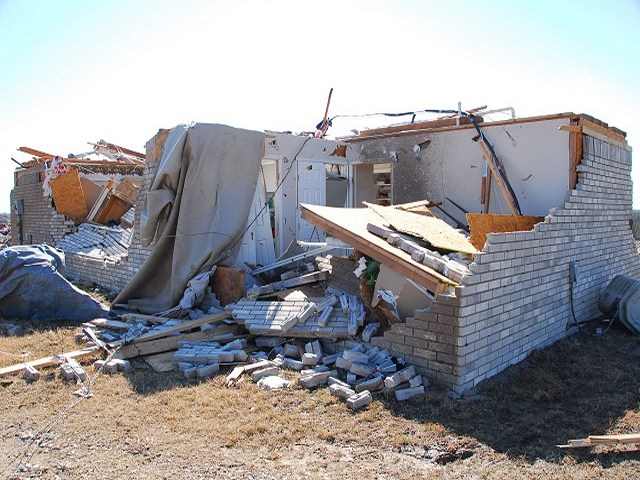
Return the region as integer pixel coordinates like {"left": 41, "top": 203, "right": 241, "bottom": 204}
{"left": 347, "top": 390, "right": 373, "bottom": 411}
{"left": 395, "top": 385, "right": 425, "bottom": 401}
{"left": 23, "top": 365, "right": 40, "bottom": 382}
{"left": 257, "top": 375, "right": 290, "bottom": 390}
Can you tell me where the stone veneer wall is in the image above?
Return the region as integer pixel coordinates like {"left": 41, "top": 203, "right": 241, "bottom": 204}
{"left": 373, "top": 133, "right": 639, "bottom": 392}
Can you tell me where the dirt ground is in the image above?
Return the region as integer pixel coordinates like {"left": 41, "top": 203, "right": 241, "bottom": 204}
{"left": 1, "top": 320, "right": 640, "bottom": 479}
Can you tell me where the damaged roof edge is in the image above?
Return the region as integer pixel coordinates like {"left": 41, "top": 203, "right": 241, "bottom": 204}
{"left": 342, "top": 112, "right": 627, "bottom": 144}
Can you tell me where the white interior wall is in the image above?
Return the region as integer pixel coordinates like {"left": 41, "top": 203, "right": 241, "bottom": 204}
{"left": 352, "top": 117, "right": 572, "bottom": 221}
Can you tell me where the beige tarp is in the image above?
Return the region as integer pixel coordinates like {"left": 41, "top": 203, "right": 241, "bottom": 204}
{"left": 114, "top": 123, "right": 265, "bottom": 314}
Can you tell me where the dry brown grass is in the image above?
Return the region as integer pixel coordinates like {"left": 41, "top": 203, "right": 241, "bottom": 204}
{"left": 1, "top": 322, "right": 640, "bottom": 479}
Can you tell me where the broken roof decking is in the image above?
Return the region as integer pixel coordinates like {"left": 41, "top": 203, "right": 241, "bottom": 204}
{"left": 300, "top": 203, "right": 456, "bottom": 292}
{"left": 365, "top": 202, "right": 477, "bottom": 255}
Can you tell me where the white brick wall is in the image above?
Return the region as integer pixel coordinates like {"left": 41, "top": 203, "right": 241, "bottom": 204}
{"left": 373, "top": 134, "right": 640, "bottom": 392}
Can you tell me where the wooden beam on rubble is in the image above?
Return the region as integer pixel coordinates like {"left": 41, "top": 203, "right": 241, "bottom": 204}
{"left": 0, "top": 347, "right": 100, "bottom": 378}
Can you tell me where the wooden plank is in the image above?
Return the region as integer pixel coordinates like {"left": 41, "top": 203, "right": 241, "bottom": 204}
{"left": 476, "top": 142, "right": 519, "bottom": 216}
{"left": 559, "top": 124, "right": 583, "bottom": 133}
{"left": 115, "top": 328, "right": 244, "bottom": 360}
{"left": 567, "top": 119, "right": 581, "bottom": 190}
{"left": 344, "top": 112, "right": 578, "bottom": 142}
{"left": 300, "top": 204, "right": 453, "bottom": 293}
{"left": 0, "top": 347, "right": 99, "bottom": 378}
{"left": 111, "top": 312, "right": 231, "bottom": 347}
{"left": 588, "top": 434, "right": 640, "bottom": 444}
{"left": 120, "top": 313, "right": 172, "bottom": 325}
{"left": 467, "top": 213, "right": 545, "bottom": 251}
{"left": 578, "top": 117, "right": 627, "bottom": 144}
{"left": 94, "top": 194, "right": 131, "bottom": 225}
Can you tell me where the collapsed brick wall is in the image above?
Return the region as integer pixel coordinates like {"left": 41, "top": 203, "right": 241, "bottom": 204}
{"left": 373, "top": 133, "right": 639, "bottom": 392}
{"left": 63, "top": 140, "right": 161, "bottom": 292}
{"left": 10, "top": 167, "right": 75, "bottom": 246}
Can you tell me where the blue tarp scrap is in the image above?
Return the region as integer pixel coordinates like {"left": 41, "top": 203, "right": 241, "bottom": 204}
{"left": 0, "top": 245, "right": 109, "bottom": 321}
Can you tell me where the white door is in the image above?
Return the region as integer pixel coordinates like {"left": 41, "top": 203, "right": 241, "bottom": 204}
{"left": 234, "top": 170, "right": 276, "bottom": 284}
{"left": 296, "top": 160, "right": 326, "bottom": 243}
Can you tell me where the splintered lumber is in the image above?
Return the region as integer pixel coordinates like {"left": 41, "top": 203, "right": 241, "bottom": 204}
{"left": 112, "top": 312, "right": 231, "bottom": 346}
{"left": 115, "top": 329, "right": 243, "bottom": 360}
{"left": 224, "top": 359, "right": 273, "bottom": 387}
{"left": 120, "top": 313, "right": 173, "bottom": 325}
{"left": 251, "top": 271, "right": 328, "bottom": 297}
{"left": 558, "top": 433, "right": 640, "bottom": 449}
{"left": 0, "top": 347, "right": 100, "bottom": 378}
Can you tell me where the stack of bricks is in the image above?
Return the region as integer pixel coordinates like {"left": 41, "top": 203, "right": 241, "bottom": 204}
{"left": 373, "top": 133, "right": 640, "bottom": 393}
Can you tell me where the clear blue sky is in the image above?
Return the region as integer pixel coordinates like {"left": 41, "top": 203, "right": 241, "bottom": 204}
{"left": 0, "top": 0, "right": 638, "bottom": 211}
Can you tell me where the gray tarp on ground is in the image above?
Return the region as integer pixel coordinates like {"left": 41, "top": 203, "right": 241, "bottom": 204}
{"left": 114, "top": 123, "right": 265, "bottom": 314}
{"left": 0, "top": 245, "right": 109, "bottom": 320}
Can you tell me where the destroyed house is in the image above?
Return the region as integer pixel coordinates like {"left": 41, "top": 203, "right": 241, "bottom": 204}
{"left": 299, "top": 112, "right": 637, "bottom": 392}
{"left": 10, "top": 142, "right": 146, "bottom": 288}
{"left": 8, "top": 112, "right": 637, "bottom": 393}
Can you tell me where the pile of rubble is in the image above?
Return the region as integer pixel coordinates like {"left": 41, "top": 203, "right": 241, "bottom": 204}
{"left": 5, "top": 254, "right": 429, "bottom": 411}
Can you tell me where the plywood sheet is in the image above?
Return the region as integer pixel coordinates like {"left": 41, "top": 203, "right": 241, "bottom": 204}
{"left": 466, "top": 213, "right": 544, "bottom": 250}
{"left": 94, "top": 195, "right": 131, "bottom": 225}
{"left": 300, "top": 203, "right": 455, "bottom": 292}
{"left": 114, "top": 177, "right": 141, "bottom": 204}
{"left": 365, "top": 202, "right": 478, "bottom": 255}
{"left": 50, "top": 168, "right": 88, "bottom": 223}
